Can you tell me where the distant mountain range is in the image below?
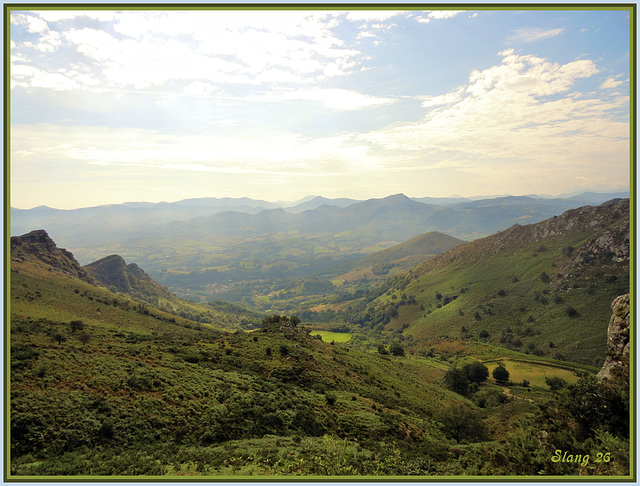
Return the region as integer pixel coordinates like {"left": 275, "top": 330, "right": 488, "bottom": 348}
{"left": 11, "top": 190, "right": 628, "bottom": 240}
{"left": 10, "top": 191, "right": 629, "bottom": 300}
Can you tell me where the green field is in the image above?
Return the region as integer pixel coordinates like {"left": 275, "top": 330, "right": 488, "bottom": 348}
{"left": 485, "top": 359, "right": 581, "bottom": 388}
{"left": 310, "top": 330, "right": 352, "bottom": 343}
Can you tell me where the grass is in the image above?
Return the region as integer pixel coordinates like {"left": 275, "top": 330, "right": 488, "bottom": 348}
{"left": 484, "top": 359, "right": 580, "bottom": 388}
{"left": 309, "top": 331, "right": 352, "bottom": 343}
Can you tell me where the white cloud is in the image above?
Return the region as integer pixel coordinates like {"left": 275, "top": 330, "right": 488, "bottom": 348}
{"left": 267, "top": 88, "right": 396, "bottom": 110}
{"left": 508, "top": 27, "right": 564, "bottom": 43}
{"left": 11, "top": 124, "right": 383, "bottom": 177}
{"left": 12, "top": 11, "right": 365, "bottom": 91}
{"left": 11, "top": 12, "right": 48, "bottom": 33}
{"left": 35, "top": 10, "right": 117, "bottom": 23}
{"left": 362, "top": 50, "right": 627, "bottom": 173}
{"left": 427, "top": 10, "right": 466, "bottom": 20}
{"left": 420, "top": 88, "right": 465, "bottom": 108}
{"left": 345, "top": 11, "right": 405, "bottom": 22}
{"left": 601, "top": 76, "right": 624, "bottom": 89}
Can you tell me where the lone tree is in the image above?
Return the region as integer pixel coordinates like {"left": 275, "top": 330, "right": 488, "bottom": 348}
{"left": 437, "top": 404, "right": 487, "bottom": 443}
{"left": 78, "top": 333, "right": 91, "bottom": 346}
{"left": 463, "top": 361, "right": 489, "bottom": 384}
{"left": 69, "top": 320, "right": 84, "bottom": 333}
{"left": 492, "top": 364, "right": 510, "bottom": 384}
{"left": 389, "top": 343, "right": 405, "bottom": 357}
{"left": 51, "top": 332, "right": 67, "bottom": 345}
{"left": 444, "top": 366, "right": 470, "bottom": 396}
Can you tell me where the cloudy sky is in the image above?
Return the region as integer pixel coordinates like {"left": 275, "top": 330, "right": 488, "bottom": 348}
{"left": 10, "top": 7, "right": 631, "bottom": 209}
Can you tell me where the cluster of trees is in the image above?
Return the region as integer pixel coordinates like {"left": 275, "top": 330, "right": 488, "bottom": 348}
{"left": 377, "top": 343, "right": 405, "bottom": 356}
{"left": 444, "top": 361, "right": 511, "bottom": 396}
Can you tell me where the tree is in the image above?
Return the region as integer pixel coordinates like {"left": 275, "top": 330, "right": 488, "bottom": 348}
{"left": 444, "top": 366, "right": 470, "bottom": 396}
{"left": 479, "top": 330, "right": 490, "bottom": 339}
{"left": 566, "top": 374, "right": 628, "bottom": 439}
{"left": 437, "top": 404, "right": 487, "bottom": 443}
{"left": 377, "top": 344, "right": 388, "bottom": 355}
{"left": 51, "top": 333, "right": 66, "bottom": 345}
{"left": 463, "top": 361, "right": 489, "bottom": 384}
{"left": 78, "top": 333, "right": 91, "bottom": 346}
{"left": 69, "top": 320, "right": 84, "bottom": 333}
{"left": 389, "top": 343, "right": 405, "bottom": 357}
{"left": 492, "top": 364, "right": 510, "bottom": 384}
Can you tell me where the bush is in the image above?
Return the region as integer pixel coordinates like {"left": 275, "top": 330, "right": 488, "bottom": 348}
{"left": 566, "top": 306, "right": 579, "bottom": 318}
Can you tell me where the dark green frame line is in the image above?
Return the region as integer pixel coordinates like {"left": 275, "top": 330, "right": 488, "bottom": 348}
{"left": 3, "top": 2, "right": 636, "bottom": 482}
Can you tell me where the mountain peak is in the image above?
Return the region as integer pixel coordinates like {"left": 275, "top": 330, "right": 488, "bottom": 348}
{"left": 10, "top": 229, "right": 94, "bottom": 282}
{"left": 85, "top": 254, "right": 172, "bottom": 298}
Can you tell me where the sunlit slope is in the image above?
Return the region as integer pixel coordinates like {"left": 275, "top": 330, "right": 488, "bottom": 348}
{"left": 10, "top": 230, "right": 255, "bottom": 331}
{"left": 333, "top": 231, "right": 465, "bottom": 281}
{"left": 374, "top": 199, "right": 630, "bottom": 366}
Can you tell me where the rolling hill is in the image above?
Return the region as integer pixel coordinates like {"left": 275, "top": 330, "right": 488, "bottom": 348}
{"left": 8, "top": 210, "right": 630, "bottom": 478}
{"left": 355, "top": 199, "right": 630, "bottom": 366}
{"left": 332, "top": 231, "right": 465, "bottom": 282}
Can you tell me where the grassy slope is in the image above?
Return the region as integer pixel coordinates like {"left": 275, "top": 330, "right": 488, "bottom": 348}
{"left": 9, "top": 204, "right": 631, "bottom": 477}
{"left": 12, "top": 251, "right": 621, "bottom": 477}
{"left": 334, "top": 231, "right": 465, "bottom": 282}
{"left": 374, "top": 200, "right": 629, "bottom": 366}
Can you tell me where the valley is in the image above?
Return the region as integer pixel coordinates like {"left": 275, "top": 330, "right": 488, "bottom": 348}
{"left": 7, "top": 194, "right": 632, "bottom": 478}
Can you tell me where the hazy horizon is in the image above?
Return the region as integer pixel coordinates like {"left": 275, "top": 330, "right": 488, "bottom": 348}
{"left": 10, "top": 188, "right": 631, "bottom": 212}
{"left": 10, "top": 8, "right": 631, "bottom": 210}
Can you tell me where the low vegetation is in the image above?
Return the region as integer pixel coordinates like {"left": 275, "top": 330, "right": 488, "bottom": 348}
{"left": 8, "top": 199, "right": 631, "bottom": 478}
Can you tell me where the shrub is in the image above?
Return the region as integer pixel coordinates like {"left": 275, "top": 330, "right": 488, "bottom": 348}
{"left": 566, "top": 306, "right": 579, "bottom": 318}
{"left": 325, "top": 394, "right": 337, "bottom": 406}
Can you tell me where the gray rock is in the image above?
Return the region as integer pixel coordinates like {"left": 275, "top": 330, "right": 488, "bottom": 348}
{"left": 597, "top": 294, "right": 630, "bottom": 380}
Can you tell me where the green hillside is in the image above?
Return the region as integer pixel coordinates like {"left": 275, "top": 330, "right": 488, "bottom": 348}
{"left": 333, "top": 231, "right": 465, "bottom": 282}
{"left": 8, "top": 223, "right": 631, "bottom": 478}
{"left": 358, "top": 199, "right": 629, "bottom": 366}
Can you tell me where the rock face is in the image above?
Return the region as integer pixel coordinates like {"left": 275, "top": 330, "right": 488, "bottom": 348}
{"left": 84, "top": 254, "right": 173, "bottom": 299}
{"left": 597, "top": 294, "right": 630, "bottom": 380}
{"left": 10, "top": 229, "right": 94, "bottom": 283}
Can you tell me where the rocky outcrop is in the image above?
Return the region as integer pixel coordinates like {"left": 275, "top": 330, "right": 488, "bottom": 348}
{"left": 84, "top": 254, "right": 173, "bottom": 299}
{"left": 10, "top": 229, "right": 94, "bottom": 283}
{"left": 597, "top": 294, "right": 630, "bottom": 381}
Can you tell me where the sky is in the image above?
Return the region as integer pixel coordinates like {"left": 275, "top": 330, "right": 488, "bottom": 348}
{"left": 9, "top": 7, "right": 632, "bottom": 209}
